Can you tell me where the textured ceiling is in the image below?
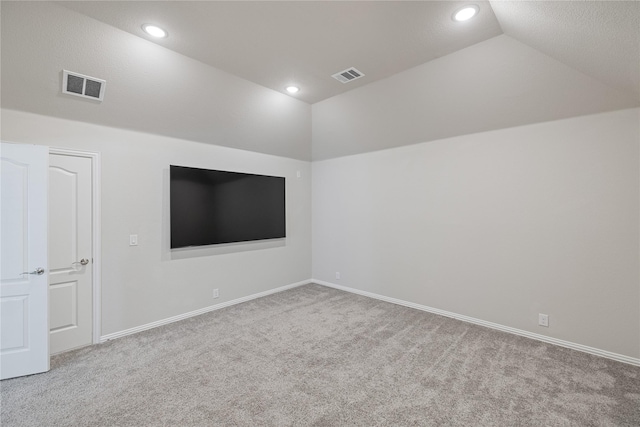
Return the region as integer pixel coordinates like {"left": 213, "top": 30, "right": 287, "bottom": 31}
{"left": 492, "top": 0, "right": 640, "bottom": 102}
{"left": 312, "top": 34, "right": 639, "bottom": 160}
{"left": 57, "top": 0, "right": 503, "bottom": 104}
{"left": 1, "top": 1, "right": 639, "bottom": 161}
{"left": 0, "top": 1, "right": 312, "bottom": 160}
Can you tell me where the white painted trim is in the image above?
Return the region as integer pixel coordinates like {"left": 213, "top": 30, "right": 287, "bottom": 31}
{"left": 100, "top": 279, "right": 312, "bottom": 342}
{"left": 313, "top": 279, "right": 640, "bottom": 367}
{"left": 49, "top": 148, "right": 102, "bottom": 345}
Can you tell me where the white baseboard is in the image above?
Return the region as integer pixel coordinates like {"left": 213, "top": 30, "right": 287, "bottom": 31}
{"left": 313, "top": 279, "right": 640, "bottom": 367}
{"left": 100, "top": 279, "right": 312, "bottom": 343}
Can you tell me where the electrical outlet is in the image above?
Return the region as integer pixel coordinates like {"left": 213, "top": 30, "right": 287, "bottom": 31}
{"left": 538, "top": 313, "right": 549, "bottom": 327}
{"left": 213, "top": 288, "right": 219, "bottom": 299}
{"left": 335, "top": 272, "right": 341, "bottom": 280}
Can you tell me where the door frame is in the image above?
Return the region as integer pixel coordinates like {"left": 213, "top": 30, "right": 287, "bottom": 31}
{"left": 49, "top": 148, "right": 102, "bottom": 345}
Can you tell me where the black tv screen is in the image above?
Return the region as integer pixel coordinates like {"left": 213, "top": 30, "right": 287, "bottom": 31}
{"left": 170, "top": 165, "right": 286, "bottom": 248}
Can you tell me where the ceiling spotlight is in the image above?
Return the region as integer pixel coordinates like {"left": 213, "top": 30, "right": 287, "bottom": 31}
{"left": 453, "top": 5, "right": 479, "bottom": 22}
{"left": 142, "top": 24, "right": 168, "bottom": 38}
{"left": 286, "top": 86, "right": 300, "bottom": 94}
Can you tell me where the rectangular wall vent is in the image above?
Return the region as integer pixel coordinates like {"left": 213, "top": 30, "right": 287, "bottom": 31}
{"left": 331, "top": 67, "right": 365, "bottom": 84}
{"left": 62, "top": 70, "right": 106, "bottom": 101}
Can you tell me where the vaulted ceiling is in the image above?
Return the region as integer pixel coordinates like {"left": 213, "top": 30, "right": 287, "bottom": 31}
{"left": 1, "top": 1, "right": 638, "bottom": 160}
{"left": 57, "top": 0, "right": 505, "bottom": 104}
{"left": 56, "top": 0, "right": 640, "bottom": 104}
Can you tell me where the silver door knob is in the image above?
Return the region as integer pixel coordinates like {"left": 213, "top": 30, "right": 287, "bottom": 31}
{"left": 72, "top": 259, "right": 89, "bottom": 266}
{"left": 21, "top": 267, "right": 45, "bottom": 275}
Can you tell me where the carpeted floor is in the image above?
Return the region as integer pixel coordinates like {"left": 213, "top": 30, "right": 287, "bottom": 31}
{"left": 1, "top": 284, "right": 639, "bottom": 426}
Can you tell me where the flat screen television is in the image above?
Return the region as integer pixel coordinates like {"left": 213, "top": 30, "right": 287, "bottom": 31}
{"left": 170, "top": 165, "right": 286, "bottom": 249}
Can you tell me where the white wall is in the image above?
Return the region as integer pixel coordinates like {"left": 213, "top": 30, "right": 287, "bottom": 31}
{"left": 1, "top": 109, "right": 312, "bottom": 336}
{"left": 312, "top": 108, "right": 640, "bottom": 359}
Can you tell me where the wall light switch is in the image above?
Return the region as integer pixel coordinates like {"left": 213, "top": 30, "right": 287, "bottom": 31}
{"left": 129, "top": 234, "right": 138, "bottom": 246}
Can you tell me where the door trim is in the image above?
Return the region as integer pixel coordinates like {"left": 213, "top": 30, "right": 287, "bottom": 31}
{"left": 49, "top": 148, "right": 101, "bottom": 345}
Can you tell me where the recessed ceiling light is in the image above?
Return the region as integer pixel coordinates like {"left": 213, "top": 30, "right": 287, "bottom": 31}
{"left": 453, "top": 5, "right": 479, "bottom": 22}
{"left": 286, "top": 86, "right": 300, "bottom": 94}
{"left": 142, "top": 24, "right": 168, "bottom": 38}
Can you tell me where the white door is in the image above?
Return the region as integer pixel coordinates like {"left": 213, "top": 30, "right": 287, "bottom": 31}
{"left": 49, "top": 153, "right": 92, "bottom": 354}
{"left": 0, "top": 143, "right": 49, "bottom": 380}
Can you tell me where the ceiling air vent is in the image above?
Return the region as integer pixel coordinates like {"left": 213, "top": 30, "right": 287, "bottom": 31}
{"left": 331, "top": 67, "right": 365, "bottom": 84}
{"left": 62, "top": 70, "right": 106, "bottom": 102}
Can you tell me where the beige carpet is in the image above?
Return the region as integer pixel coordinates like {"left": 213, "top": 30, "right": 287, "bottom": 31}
{"left": 1, "top": 284, "right": 639, "bottom": 426}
